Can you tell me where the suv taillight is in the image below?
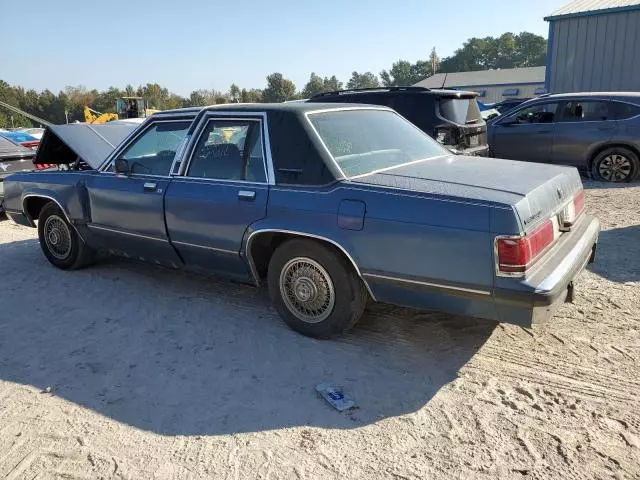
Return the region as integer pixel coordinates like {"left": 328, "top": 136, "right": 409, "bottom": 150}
{"left": 561, "top": 190, "right": 585, "bottom": 227}
{"left": 435, "top": 127, "right": 456, "bottom": 145}
{"left": 496, "top": 220, "right": 556, "bottom": 274}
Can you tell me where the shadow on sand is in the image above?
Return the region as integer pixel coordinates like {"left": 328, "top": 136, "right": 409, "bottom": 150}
{"left": 0, "top": 238, "right": 496, "bottom": 436}
{"left": 588, "top": 225, "right": 640, "bottom": 283}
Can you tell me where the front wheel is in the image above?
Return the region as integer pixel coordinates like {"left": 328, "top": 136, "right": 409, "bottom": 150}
{"left": 267, "top": 239, "right": 367, "bottom": 338}
{"left": 37, "top": 202, "right": 96, "bottom": 269}
{"left": 591, "top": 147, "right": 639, "bottom": 182}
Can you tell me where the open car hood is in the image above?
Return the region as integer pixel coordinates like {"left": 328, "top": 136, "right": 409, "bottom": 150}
{"left": 34, "top": 123, "right": 139, "bottom": 169}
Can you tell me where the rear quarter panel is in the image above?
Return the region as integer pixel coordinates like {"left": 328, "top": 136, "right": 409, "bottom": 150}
{"left": 252, "top": 183, "right": 516, "bottom": 291}
{"left": 3, "top": 171, "right": 90, "bottom": 223}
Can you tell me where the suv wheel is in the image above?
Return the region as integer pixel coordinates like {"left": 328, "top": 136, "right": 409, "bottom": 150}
{"left": 591, "top": 147, "right": 639, "bottom": 182}
{"left": 267, "top": 239, "right": 367, "bottom": 338}
{"left": 37, "top": 202, "right": 96, "bottom": 269}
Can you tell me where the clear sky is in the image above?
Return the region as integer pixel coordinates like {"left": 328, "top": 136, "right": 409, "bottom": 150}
{"left": 2, "top": 0, "right": 568, "bottom": 96}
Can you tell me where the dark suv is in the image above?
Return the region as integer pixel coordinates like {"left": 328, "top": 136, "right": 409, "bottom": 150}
{"left": 307, "top": 86, "right": 489, "bottom": 156}
{"left": 488, "top": 92, "right": 640, "bottom": 182}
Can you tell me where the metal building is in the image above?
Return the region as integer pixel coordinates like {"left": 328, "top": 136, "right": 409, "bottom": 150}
{"left": 545, "top": 0, "right": 640, "bottom": 92}
{"left": 414, "top": 67, "right": 546, "bottom": 103}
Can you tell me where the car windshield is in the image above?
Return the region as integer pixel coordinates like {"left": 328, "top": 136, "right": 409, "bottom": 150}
{"left": 308, "top": 109, "right": 447, "bottom": 178}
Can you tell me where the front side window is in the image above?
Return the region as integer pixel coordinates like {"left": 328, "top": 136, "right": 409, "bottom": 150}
{"left": 187, "top": 119, "right": 266, "bottom": 182}
{"left": 560, "top": 101, "right": 611, "bottom": 122}
{"left": 109, "top": 121, "right": 190, "bottom": 175}
{"left": 509, "top": 102, "right": 559, "bottom": 124}
{"left": 308, "top": 109, "right": 447, "bottom": 178}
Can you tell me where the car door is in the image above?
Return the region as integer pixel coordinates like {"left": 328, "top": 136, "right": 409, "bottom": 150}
{"left": 490, "top": 101, "right": 560, "bottom": 163}
{"left": 164, "top": 113, "right": 270, "bottom": 281}
{"left": 86, "top": 119, "right": 191, "bottom": 265}
{"left": 551, "top": 99, "right": 616, "bottom": 168}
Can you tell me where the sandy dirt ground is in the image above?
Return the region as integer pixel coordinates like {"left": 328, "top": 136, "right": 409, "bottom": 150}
{"left": 0, "top": 181, "right": 639, "bottom": 480}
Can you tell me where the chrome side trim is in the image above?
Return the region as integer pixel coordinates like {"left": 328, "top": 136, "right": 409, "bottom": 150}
{"left": 21, "top": 194, "right": 87, "bottom": 243}
{"left": 245, "top": 229, "right": 376, "bottom": 301}
{"left": 87, "top": 224, "right": 167, "bottom": 242}
{"left": 171, "top": 240, "right": 237, "bottom": 255}
{"left": 363, "top": 272, "right": 491, "bottom": 296}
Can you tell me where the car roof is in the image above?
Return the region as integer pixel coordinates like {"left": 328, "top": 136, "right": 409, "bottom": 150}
{"left": 310, "top": 87, "right": 478, "bottom": 99}
{"left": 537, "top": 92, "right": 640, "bottom": 100}
{"left": 152, "top": 102, "right": 394, "bottom": 118}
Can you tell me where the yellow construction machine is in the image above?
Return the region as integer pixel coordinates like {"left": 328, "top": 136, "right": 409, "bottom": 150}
{"left": 83, "top": 97, "right": 160, "bottom": 124}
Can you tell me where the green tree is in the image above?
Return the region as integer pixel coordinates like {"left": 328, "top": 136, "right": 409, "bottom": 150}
{"left": 241, "top": 88, "right": 263, "bottom": 103}
{"left": 346, "top": 71, "right": 380, "bottom": 89}
{"left": 380, "top": 60, "right": 430, "bottom": 86}
{"left": 262, "top": 73, "right": 296, "bottom": 102}
{"left": 439, "top": 32, "right": 547, "bottom": 73}
{"left": 302, "top": 73, "right": 343, "bottom": 98}
{"left": 229, "top": 83, "right": 241, "bottom": 102}
{"left": 302, "top": 73, "right": 325, "bottom": 97}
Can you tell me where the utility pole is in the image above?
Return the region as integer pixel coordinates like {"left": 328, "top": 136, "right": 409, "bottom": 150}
{"left": 430, "top": 47, "right": 439, "bottom": 76}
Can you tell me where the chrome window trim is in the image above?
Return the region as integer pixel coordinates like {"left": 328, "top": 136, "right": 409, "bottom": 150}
{"left": 245, "top": 228, "right": 376, "bottom": 301}
{"left": 178, "top": 111, "right": 275, "bottom": 185}
{"left": 169, "top": 177, "right": 270, "bottom": 186}
{"left": 362, "top": 272, "right": 491, "bottom": 296}
{"left": 21, "top": 194, "right": 86, "bottom": 243}
{"left": 98, "top": 119, "right": 193, "bottom": 174}
{"left": 87, "top": 224, "right": 167, "bottom": 242}
{"left": 303, "top": 107, "right": 449, "bottom": 180}
{"left": 171, "top": 240, "right": 237, "bottom": 255}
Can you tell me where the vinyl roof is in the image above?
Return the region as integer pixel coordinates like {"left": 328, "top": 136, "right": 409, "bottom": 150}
{"left": 414, "top": 67, "right": 546, "bottom": 89}
{"left": 546, "top": 0, "right": 640, "bottom": 20}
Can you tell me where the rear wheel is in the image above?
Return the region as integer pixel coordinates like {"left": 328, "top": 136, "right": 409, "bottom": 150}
{"left": 591, "top": 147, "right": 639, "bottom": 182}
{"left": 267, "top": 239, "right": 367, "bottom": 338}
{"left": 37, "top": 202, "right": 96, "bottom": 269}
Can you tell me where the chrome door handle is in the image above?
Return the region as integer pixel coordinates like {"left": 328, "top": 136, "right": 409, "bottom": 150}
{"left": 238, "top": 190, "right": 256, "bottom": 201}
{"left": 143, "top": 182, "right": 158, "bottom": 192}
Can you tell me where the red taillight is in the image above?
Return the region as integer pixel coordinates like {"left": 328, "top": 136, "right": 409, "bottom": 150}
{"left": 34, "top": 164, "right": 55, "bottom": 170}
{"left": 20, "top": 141, "right": 39, "bottom": 150}
{"left": 497, "top": 220, "right": 555, "bottom": 274}
{"left": 561, "top": 189, "right": 585, "bottom": 227}
{"left": 573, "top": 189, "right": 585, "bottom": 217}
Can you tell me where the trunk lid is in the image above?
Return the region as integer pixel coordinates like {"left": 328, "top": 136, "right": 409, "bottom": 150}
{"left": 350, "top": 155, "right": 583, "bottom": 232}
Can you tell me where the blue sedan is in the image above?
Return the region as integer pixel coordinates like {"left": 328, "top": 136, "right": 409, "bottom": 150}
{"left": 2, "top": 103, "right": 599, "bottom": 338}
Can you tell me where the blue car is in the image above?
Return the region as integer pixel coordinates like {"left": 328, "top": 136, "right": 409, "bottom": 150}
{"left": 2, "top": 103, "right": 599, "bottom": 338}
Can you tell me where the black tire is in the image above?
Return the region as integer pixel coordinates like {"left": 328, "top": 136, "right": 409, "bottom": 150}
{"left": 267, "top": 239, "right": 368, "bottom": 338}
{"left": 37, "top": 202, "right": 96, "bottom": 270}
{"left": 591, "top": 147, "right": 640, "bottom": 182}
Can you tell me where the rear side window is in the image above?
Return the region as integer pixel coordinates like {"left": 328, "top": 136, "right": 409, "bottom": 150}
{"left": 611, "top": 101, "right": 640, "bottom": 120}
{"left": 438, "top": 98, "right": 482, "bottom": 124}
{"left": 560, "top": 101, "right": 611, "bottom": 122}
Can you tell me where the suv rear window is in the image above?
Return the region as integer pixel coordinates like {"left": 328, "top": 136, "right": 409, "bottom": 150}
{"left": 438, "top": 97, "right": 482, "bottom": 124}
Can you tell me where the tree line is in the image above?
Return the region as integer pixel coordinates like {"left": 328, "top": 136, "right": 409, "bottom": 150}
{"left": 0, "top": 32, "right": 546, "bottom": 127}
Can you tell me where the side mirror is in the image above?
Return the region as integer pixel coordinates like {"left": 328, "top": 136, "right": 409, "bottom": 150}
{"left": 499, "top": 116, "right": 518, "bottom": 126}
{"left": 114, "top": 158, "right": 130, "bottom": 175}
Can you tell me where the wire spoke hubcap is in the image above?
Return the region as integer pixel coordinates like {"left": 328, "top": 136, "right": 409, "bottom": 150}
{"left": 599, "top": 154, "right": 632, "bottom": 182}
{"left": 279, "top": 257, "right": 335, "bottom": 323}
{"left": 44, "top": 215, "right": 72, "bottom": 260}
